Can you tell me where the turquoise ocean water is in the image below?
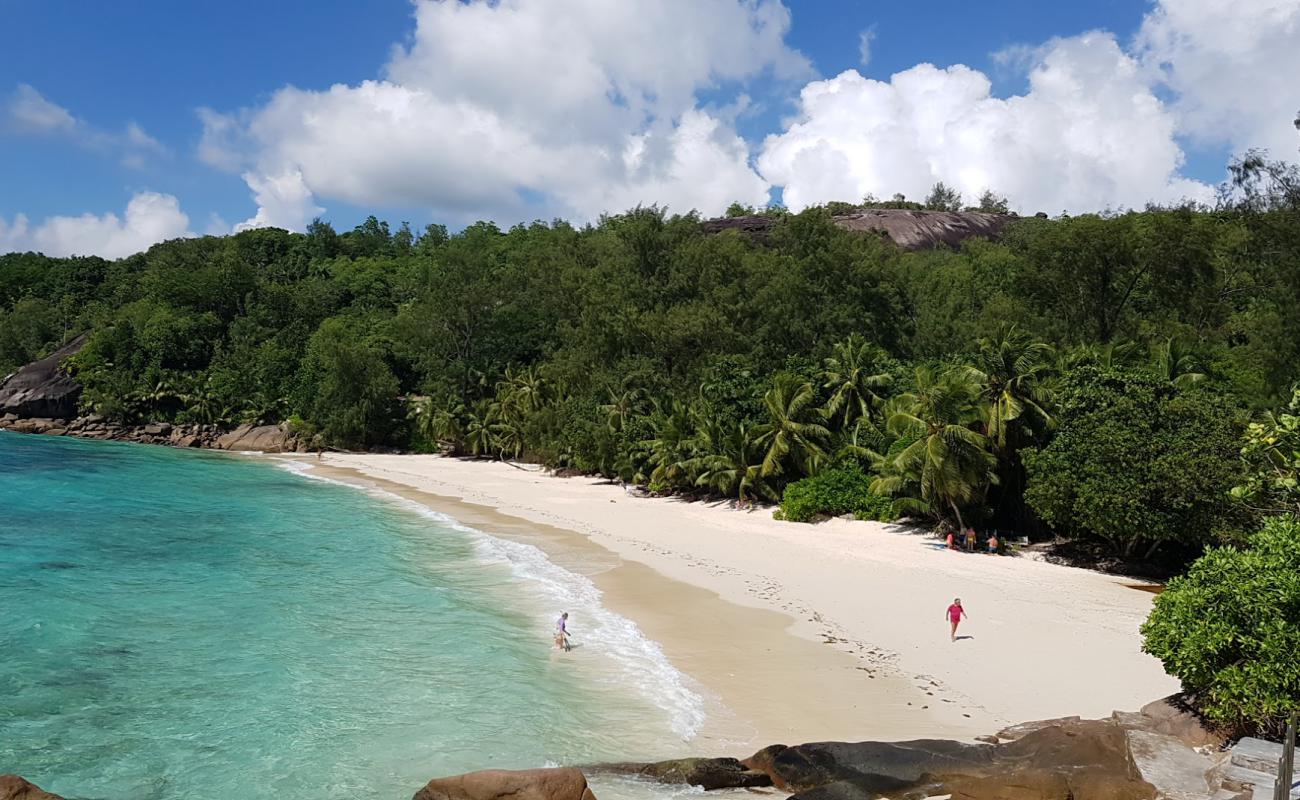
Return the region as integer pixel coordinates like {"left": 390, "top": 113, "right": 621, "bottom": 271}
{"left": 0, "top": 433, "right": 702, "bottom": 799}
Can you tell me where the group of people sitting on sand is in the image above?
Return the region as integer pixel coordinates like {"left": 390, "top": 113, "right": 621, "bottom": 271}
{"left": 945, "top": 526, "right": 1000, "bottom": 555}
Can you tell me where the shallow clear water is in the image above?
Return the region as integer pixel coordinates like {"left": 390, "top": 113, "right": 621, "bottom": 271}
{"left": 0, "top": 433, "right": 697, "bottom": 799}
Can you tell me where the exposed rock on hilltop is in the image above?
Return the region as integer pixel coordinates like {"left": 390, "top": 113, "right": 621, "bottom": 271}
{"left": 0, "top": 334, "right": 87, "bottom": 420}
{"left": 701, "top": 209, "right": 1017, "bottom": 250}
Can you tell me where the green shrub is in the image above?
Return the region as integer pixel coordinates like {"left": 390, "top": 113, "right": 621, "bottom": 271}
{"left": 1141, "top": 516, "right": 1300, "bottom": 736}
{"left": 1024, "top": 368, "right": 1247, "bottom": 559}
{"left": 780, "top": 468, "right": 895, "bottom": 523}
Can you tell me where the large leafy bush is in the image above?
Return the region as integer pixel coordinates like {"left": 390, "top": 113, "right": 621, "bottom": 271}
{"left": 1024, "top": 368, "right": 1246, "bottom": 558}
{"left": 1141, "top": 517, "right": 1300, "bottom": 736}
{"left": 779, "top": 468, "right": 894, "bottom": 523}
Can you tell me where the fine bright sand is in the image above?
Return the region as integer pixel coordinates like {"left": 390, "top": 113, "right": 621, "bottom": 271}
{"left": 298, "top": 454, "right": 1179, "bottom": 754}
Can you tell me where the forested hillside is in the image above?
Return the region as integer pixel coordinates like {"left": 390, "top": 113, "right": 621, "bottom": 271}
{"left": 3, "top": 163, "right": 1299, "bottom": 565}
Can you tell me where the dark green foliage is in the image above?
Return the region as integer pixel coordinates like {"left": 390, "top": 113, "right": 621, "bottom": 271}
{"left": 0, "top": 297, "right": 60, "bottom": 374}
{"left": 1141, "top": 516, "right": 1300, "bottom": 735}
{"left": 294, "top": 316, "right": 401, "bottom": 447}
{"left": 2, "top": 198, "right": 1299, "bottom": 562}
{"left": 1024, "top": 368, "right": 1248, "bottom": 558}
{"left": 780, "top": 468, "right": 894, "bottom": 523}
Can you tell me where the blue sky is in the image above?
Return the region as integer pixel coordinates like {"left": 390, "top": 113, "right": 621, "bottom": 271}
{"left": 2, "top": 0, "right": 1296, "bottom": 257}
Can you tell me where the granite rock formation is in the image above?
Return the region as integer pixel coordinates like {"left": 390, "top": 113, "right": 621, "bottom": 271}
{"left": 593, "top": 697, "right": 1230, "bottom": 800}
{"left": 0, "top": 775, "right": 64, "bottom": 800}
{"left": 593, "top": 757, "right": 771, "bottom": 790}
{"left": 0, "top": 335, "right": 87, "bottom": 420}
{"left": 0, "top": 338, "right": 313, "bottom": 453}
{"left": 700, "top": 209, "right": 1017, "bottom": 251}
{"left": 413, "top": 768, "right": 596, "bottom": 800}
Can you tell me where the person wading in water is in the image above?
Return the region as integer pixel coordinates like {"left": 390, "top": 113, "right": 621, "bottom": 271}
{"left": 553, "top": 612, "right": 571, "bottom": 651}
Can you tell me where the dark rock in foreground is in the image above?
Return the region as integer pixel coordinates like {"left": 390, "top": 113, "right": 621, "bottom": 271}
{"left": 413, "top": 768, "right": 596, "bottom": 800}
{"left": 594, "top": 757, "right": 771, "bottom": 790}
{"left": 700, "top": 209, "right": 1017, "bottom": 251}
{"left": 0, "top": 334, "right": 87, "bottom": 420}
{"left": 0, "top": 775, "right": 64, "bottom": 800}
{"left": 594, "top": 698, "right": 1228, "bottom": 800}
{"left": 748, "top": 738, "right": 995, "bottom": 793}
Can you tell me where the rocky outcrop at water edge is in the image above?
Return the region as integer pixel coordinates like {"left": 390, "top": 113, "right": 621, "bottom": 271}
{"left": 591, "top": 697, "right": 1237, "bottom": 800}
{"left": 413, "top": 768, "right": 597, "bottom": 800}
{"left": 0, "top": 775, "right": 64, "bottom": 800}
{"left": 0, "top": 335, "right": 87, "bottom": 420}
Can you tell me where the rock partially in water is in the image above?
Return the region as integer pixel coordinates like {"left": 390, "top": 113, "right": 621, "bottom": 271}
{"left": 593, "top": 757, "right": 772, "bottom": 790}
{"left": 0, "top": 775, "right": 65, "bottom": 800}
{"left": 413, "top": 768, "right": 596, "bottom": 800}
{"left": 0, "top": 335, "right": 87, "bottom": 420}
{"left": 747, "top": 739, "right": 993, "bottom": 793}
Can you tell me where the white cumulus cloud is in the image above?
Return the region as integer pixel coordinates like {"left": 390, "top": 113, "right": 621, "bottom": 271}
{"left": 1137, "top": 0, "right": 1300, "bottom": 160}
{"left": 201, "top": 0, "right": 808, "bottom": 230}
{"left": 0, "top": 192, "right": 193, "bottom": 259}
{"left": 759, "top": 32, "right": 1215, "bottom": 214}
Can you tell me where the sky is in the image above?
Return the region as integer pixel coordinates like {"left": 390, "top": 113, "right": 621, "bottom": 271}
{"left": 1, "top": 0, "right": 1298, "bottom": 259}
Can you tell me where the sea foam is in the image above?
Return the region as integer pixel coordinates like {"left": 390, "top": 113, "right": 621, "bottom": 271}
{"left": 276, "top": 459, "right": 708, "bottom": 741}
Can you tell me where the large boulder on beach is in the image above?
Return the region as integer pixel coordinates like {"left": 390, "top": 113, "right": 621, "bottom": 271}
{"left": 0, "top": 775, "right": 65, "bottom": 800}
{"left": 413, "top": 768, "right": 596, "bottom": 800}
{"left": 0, "top": 335, "right": 87, "bottom": 420}
{"left": 593, "top": 758, "right": 771, "bottom": 790}
{"left": 214, "top": 423, "right": 298, "bottom": 453}
{"left": 741, "top": 720, "right": 1178, "bottom": 800}
{"left": 747, "top": 739, "right": 994, "bottom": 792}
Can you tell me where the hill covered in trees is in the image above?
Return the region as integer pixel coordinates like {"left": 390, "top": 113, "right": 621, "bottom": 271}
{"left": 3, "top": 165, "right": 1300, "bottom": 567}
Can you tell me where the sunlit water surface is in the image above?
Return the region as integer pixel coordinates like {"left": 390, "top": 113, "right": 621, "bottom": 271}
{"left": 0, "top": 433, "right": 706, "bottom": 799}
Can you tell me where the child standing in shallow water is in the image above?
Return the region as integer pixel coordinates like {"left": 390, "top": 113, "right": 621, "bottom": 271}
{"left": 947, "top": 598, "right": 967, "bottom": 641}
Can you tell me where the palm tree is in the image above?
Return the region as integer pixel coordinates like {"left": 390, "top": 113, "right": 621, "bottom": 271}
{"left": 694, "top": 422, "right": 778, "bottom": 505}
{"left": 821, "top": 334, "right": 892, "bottom": 431}
{"left": 642, "top": 400, "right": 697, "bottom": 490}
{"left": 870, "top": 366, "right": 998, "bottom": 531}
{"left": 600, "top": 385, "right": 646, "bottom": 434}
{"left": 492, "top": 417, "right": 526, "bottom": 460}
{"left": 968, "top": 326, "right": 1055, "bottom": 452}
{"left": 181, "top": 380, "right": 231, "bottom": 425}
{"left": 411, "top": 397, "right": 465, "bottom": 453}
{"left": 129, "top": 377, "right": 182, "bottom": 418}
{"left": 1057, "top": 340, "right": 1140, "bottom": 373}
{"left": 497, "top": 365, "right": 548, "bottom": 416}
{"left": 756, "top": 375, "right": 832, "bottom": 479}
{"left": 1151, "top": 337, "right": 1206, "bottom": 389}
{"left": 462, "top": 399, "right": 499, "bottom": 457}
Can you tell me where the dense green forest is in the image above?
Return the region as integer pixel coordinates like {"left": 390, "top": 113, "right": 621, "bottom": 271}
{"left": 4, "top": 152, "right": 1300, "bottom": 732}
{"left": 3, "top": 159, "right": 1300, "bottom": 561}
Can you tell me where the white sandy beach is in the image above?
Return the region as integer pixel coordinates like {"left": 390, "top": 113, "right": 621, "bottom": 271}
{"left": 302, "top": 453, "right": 1180, "bottom": 752}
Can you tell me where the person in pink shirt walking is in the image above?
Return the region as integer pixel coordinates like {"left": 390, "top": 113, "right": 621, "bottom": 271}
{"left": 946, "top": 598, "right": 967, "bottom": 641}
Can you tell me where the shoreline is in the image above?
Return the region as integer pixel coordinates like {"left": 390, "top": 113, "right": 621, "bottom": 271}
{"left": 292, "top": 453, "right": 1180, "bottom": 751}
{"left": 290, "top": 460, "right": 964, "bottom": 753}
